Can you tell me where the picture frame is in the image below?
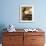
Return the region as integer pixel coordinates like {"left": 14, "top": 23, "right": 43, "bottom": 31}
{"left": 20, "top": 5, "right": 34, "bottom": 22}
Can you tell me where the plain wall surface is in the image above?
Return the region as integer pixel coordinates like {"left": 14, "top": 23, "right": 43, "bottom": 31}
{"left": 0, "top": 0, "right": 46, "bottom": 29}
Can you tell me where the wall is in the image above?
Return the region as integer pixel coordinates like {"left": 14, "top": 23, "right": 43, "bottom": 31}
{"left": 0, "top": 0, "right": 38, "bottom": 29}
{"left": 0, "top": 0, "right": 46, "bottom": 44}
{"left": 0, "top": 0, "right": 46, "bottom": 29}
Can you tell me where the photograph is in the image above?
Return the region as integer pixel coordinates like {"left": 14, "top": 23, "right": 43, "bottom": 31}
{"left": 0, "top": 0, "right": 45, "bottom": 46}
{"left": 20, "top": 5, "right": 34, "bottom": 22}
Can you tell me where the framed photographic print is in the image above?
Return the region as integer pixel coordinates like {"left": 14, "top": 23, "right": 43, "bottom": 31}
{"left": 20, "top": 5, "right": 34, "bottom": 22}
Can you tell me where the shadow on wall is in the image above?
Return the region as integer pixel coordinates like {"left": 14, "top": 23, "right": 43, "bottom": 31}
{"left": 0, "top": 24, "right": 7, "bottom": 43}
